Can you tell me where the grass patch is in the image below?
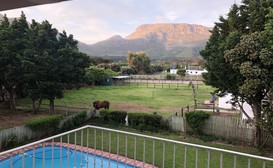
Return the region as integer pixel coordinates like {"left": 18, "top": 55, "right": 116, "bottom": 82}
{"left": 17, "top": 83, "right": 214, "bottom": 115}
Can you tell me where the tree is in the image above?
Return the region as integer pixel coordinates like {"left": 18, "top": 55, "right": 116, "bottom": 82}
{"left": 0, "top": 13, "right": 29, "bottom": 112}
{"left": 177, "top": 68, "right": 186, "bottom": 81}
{"left": 224, "top": 32, "right": 273, "bottom": 146}
{"left": 200, "top": 1, "right": 273, "bottom": 147}
{"left": 85, "top": 66, "right": 118, "bottom": 85}
{"left": 23, "top": 20, "right": 90, "bottom": 114}
{"left": 126, "top": 51, "right": 151, "bottom": 74}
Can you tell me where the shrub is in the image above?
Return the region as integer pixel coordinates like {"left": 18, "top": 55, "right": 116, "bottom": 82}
{"left": 98, "top": 110, "right": 127, "bottom": 125}
{"left": 62, "top": 111, "right": 87, "bottom": 131}
{"left": 100, "top": 109, "right": 111, "bottom": 121}
{"left": 1, "top": 134, "right": 18, "bottom": 151}
{"left": 108, "top": 111, "right": 127, "bottom": 124}
{"left": 128, "top": 113, "right": 163, "bottom": 132}
{"left": 185, "top": 111, "right": 210, "bottom": 135}
{"left": 26, "top": 115, "right": 63, "bottom": 131}
{"left": 165, "top": 74, "right": 176, "bottom": 80}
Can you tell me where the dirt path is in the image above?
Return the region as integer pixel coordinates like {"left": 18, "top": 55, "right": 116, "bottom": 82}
{"left": 0, "top": 103, "right": 48, "bottom": 130}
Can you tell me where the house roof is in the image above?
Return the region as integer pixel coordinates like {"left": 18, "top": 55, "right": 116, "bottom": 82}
{"left": 112, "top": 76, "right": 131, "bottom": 79}
{"left": 0, "top": 0, "right": 69, "bottom": 11}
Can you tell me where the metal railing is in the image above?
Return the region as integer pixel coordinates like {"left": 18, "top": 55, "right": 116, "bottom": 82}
{"left": 1, "top": 125, "right": 273, "bottom": 168}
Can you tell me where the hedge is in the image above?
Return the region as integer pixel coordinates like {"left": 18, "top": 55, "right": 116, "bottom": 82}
{"left": 99, "top": 110, "right": 127, "bottom": 124}
{"left": 128, "top": 113, "right": 163, "bottom": 132}
{"left": 62, "top": 111, "right": 87, "bottom": 131}
{"left": 185, "top": 110, "right": 210, "bottom": 134}
{"left": 26, "top": 115, "right": 63, "bottom": 131}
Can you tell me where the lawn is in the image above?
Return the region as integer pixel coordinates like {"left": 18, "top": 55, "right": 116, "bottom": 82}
{"left": 18, "top": 83, "right": 214, "bottom": 117}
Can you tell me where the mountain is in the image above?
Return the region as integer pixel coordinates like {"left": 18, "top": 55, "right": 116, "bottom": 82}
{"left": 78, "top": 23, "right": 211, "bottom": 60}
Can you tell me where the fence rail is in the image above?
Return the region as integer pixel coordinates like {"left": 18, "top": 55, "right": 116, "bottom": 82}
{"left": 0, "top": 125, "right": 273, "bottom": 168}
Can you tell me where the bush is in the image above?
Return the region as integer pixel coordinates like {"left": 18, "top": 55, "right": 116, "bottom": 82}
{"left": 98, "top": 110, "right": 127, "bottom": 125}
{"left": 62, "top": 111, "right": 87, "bottom": 131}
{"left": 108, "top": 111, "right": 127, "bottom": 124}
{"left": 100, "top": 109, "right": 110, "bottom": 121}
{"left": 165, "top": 74, "right": 176, "bottom": 80}
{"left": 128, "top": 113, "right": 163, "bottom": 132}
{"left": 26, "top": 115, "right": 63, "bottom": 131}
{"left": 185, "top": 111, "right": 210, "bottom": 135}
{"left": 1, "top": 134, "right": 18, "bottom": 151}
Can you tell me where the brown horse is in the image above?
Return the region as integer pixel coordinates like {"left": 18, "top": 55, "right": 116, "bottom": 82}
{"left": 93, "top": 100, "right": 110, "bottom": 110}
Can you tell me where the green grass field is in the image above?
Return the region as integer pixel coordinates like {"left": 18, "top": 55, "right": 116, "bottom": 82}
{"left": 16, "top": 83, "right": 273, "bottom": 167}
{"left": 19, "top": 83, "right": 213, "bottom": 116}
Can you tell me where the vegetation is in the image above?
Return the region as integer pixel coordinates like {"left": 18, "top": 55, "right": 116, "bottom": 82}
{"left": 17, "top": 84, "right": 213, "bottom": 116}
{"left": 126, "top": 51, "right": 151, "bottom": 74}
{"left": 0, "top": 13, "right": 91, "bottom": 114}
{"left": 84, "top": 66, "right": 118, "bottom": 85}
{"left": 128, "top": 113, "right": 164, "bottom": 132}
{"left": 200, "top": 0, "right": 273, "bottom": 147}
{"left": 177, "top": 68, "right": 186, "bottom": 81}
{"left": 62, "top": 111, "right": 87, "bottom": 131}
{"left": 185, "top": 111, "right": 210, "bottom": 134}
{"left": 25, "top": 115, "right": 63, "bottom": 131}
{"left": 99, "top": 109, "right": 127, "bottom": 124}
{"left": 165, "top": 74, "right": 176, "bottom": 80}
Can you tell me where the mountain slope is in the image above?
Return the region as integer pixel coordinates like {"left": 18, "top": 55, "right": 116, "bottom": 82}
{"left": 79, "top": 23, "right": 211, "bottom": 59}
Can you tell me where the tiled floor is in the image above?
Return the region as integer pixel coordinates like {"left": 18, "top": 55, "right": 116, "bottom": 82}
{"left": 0, "top": 142, "right": 158, "bottom": 168}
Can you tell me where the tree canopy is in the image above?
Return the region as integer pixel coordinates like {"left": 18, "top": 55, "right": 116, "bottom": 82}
{"left": 0, "top": 13, "right": 91, "bottom": 114}
{"left": 126, "top": 51, "right": 151, "bottom": 74}
{"left": 200, "top": 0, "right": 273, "bottom": 147}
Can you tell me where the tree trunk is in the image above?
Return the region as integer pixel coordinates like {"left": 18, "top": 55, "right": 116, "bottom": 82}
{"left": 32, "top": 99, "right": 36, "bottom": 114}
{"left": 252, "top": 102, "right": 262, "bottom": 148}
{"left": 49, "top": 99, "right": 55, "bottom": 115}
{"left": 32, "top": 99, "right": 42, "bottom": 114}
{"left": 0, "top": 86, "right": 5, "bottom": 102}
{"left": 7, "top": 87, "right": 16, "bottom": 112}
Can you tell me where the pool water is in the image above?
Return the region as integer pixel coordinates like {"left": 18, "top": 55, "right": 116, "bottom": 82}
{"left": 0, "top": 146, "right": 135, "bottom": 168}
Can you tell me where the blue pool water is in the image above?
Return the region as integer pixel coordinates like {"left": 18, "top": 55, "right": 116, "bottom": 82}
{"left": 0, "top": 146, "right": 135, "bottom": 168}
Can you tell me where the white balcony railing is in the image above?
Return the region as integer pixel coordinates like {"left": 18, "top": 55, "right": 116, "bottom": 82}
{"left": 0, "top": 125, "right": 273, "bottom": 168}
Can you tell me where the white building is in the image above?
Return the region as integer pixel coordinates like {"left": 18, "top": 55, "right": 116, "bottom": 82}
{"left": 218, "top": 93, "right": 254, "bottom": 120}
{"left": 170, "top": 68, "right": 207, "bottom": 75}
{"left": 186, "top": 69, "right": 207, "bottom": 75}
{"left": 170, "top": 69, "right": 178, "bottom": 74}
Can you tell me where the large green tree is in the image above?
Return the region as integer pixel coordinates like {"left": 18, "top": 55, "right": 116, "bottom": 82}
{"left": 200, "top": 1, "right": 273, "bottom": 147}
{"left": 126, "top": 51, "right": 151, "bottom": 74}
{"left": 0, "top": 13, "right": 28, "bottom": 112}
{"left": 23, "top": 20, "right": 90, "bottom": 114}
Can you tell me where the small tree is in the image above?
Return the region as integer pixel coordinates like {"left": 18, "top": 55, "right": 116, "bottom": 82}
{"left": 177, "top": 68, "right": 186, "bottom": 82}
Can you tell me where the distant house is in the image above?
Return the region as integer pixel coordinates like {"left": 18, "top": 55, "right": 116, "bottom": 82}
{"left": 112, "top": 76, "right": 131, "bottom": 86}
{"left": 186, "top": 69, "right": 207, "bottom": 75}
{"left": 170, "top": 69, "right": 178, "bottom": 74}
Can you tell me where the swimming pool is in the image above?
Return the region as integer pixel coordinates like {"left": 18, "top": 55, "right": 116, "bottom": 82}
{"left": 0, "top": 146, "right": 135, "bottom": 168}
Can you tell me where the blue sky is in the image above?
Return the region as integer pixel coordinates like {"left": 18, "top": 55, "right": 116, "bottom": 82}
{"left": 1, "top": 0, "right": 239, "bottom": 44}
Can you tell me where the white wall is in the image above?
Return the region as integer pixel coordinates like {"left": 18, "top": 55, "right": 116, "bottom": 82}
{"left": 218, "top": 93, "right": 254, "bottom": 120}
{"left": 186, "top": 69, "right": 207, "bottom": 75}
{"left": 170, "top": 69, "right": 178, "bottom": 74}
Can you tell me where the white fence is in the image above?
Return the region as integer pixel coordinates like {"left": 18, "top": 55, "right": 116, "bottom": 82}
{"left": 0, "top": 110, "right": 95, "bottom": 151}
{"left": 203, "top": 116, "right": 254, "bottom": 142}
{"left": 168, "top": 115, "right": 273, "bottom": 146}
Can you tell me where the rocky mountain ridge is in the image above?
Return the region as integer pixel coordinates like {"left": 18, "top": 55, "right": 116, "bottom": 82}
{"left": 78, "top": 23, "right": 211, "bottom": 59}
